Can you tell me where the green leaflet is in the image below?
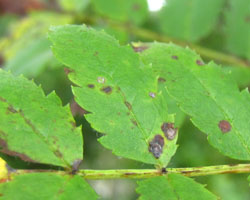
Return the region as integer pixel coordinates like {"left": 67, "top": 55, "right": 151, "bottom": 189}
{"left": 0, "top": 12, "right": 72, "bottom": 77}
{"left": 92, "top": 0, "right": 148, "bottom": 25}
{"left": 0, "top": 70, "right": 83, "bottom": 167}
{"left": 136, "top": 175, "right": 218, "bottom": 200}
{"left": 0, "top": 173, "right": 98, "bottom": 200}
{"left": 49, "top": 25, "right": 178, "bottom": 167}
{"left": 139, "top": 42, "right": 250, "bottom": 160}
{"left": 158, "top": 0, "right": 224, "bottom": 42}
{"left": 225, "top": 0, "right": 250, "bottom": 59}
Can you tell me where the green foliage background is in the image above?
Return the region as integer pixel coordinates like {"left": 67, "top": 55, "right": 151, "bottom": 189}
{"left": 0, "top": 0, "right": 250, "bottom": 199}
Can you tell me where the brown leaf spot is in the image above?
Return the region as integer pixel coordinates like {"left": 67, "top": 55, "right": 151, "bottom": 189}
{"left": 101, "top": 86, "right": 112, "bottom": 94}
{"left": 131, "top": 119, "right": 138, "bottom": 126}
{"left": 124, "top": 101, "right": 132, "bottom": 110}
{"left": 161, "top": 122, "right": 177, "bottom": 140}
{"left": 132, "top": 3, "right": 141, "bottom": 11}
{"left": 196, "top": 60, "right": 204, "bottom": 66}
{"left": 0, "top": 97, "right": 6, "bottom": 102}
{"left": 54, "top": 150, "right": 63, "bottom": 158}
{"left": 218, "top": 120, "right": 231, "bottom": 133}
{"left": 94, "top": 51, "right": 99, "bottom": 56}
{"left": 148, "top": 135, "right": 165, "bottom": 159}
{"left": 171, "top": 55, "right": 178, "bottom": 60}
{"left": 87, "top": 84, "right": 95, "bottom": 88}
{"left": 132, "top": 45, "right": 148, "bottom": 52}
{"left": 70, "top": 121, "right": 76, "bottom": 130}
{"left": 245, "top": 15, "right": 250, "bottom": 23}
{"left": 0, "top": 138, "right": 37, "bottom": 163}
{"left": 64, "top": 67, "right": 74, "bottom": 75}
{"left": 7, "top": 105, "right": 17, "bottom": 113}
{"left": 149, "top": 92, "right": 156, "bottom": 98}
{"left": 158, "top": 77, "right": 166, "bottom": 83}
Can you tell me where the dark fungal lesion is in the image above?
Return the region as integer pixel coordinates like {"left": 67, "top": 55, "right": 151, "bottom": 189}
{"left": 131, "top": 44, "right": 148, "bottom": 52}
{"left": 87, "top": 84, "right": 95, "bottom": 88}
{"left": 101, "top": 86, "right": 112, "bottom": 94}
{"left": 158, "top": 77, "right": 166, "bottom": 83}
{"left": 161, "top": 122, "right": 177, "bottom": 140}
{"left": 148, "top": 135, "right": 165, "bottom": 159}
{"left": 196, "top": 60, "right": 204, "bottom": 66}
{"left": 171, "top": 55, "right": 178, "bottom": 60}
{"left": 161, "top": 168, "right": 167, "bottom": 174}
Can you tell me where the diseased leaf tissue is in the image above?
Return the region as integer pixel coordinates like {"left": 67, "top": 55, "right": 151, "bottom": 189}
{"left": 48, "top": 25, "right": 178, "bottom": 167}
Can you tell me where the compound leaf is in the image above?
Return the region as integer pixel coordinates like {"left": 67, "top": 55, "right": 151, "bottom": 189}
{"left": 159, "top": 0, "right": 224, "bottom": 42}
{"left": 0, "top": 173, "right": 98, "bottom": 200}
{"left": 139, "top": 42, "right": 250, "bottom": 160}
{"left": 49, "top": 25, "right": 178, "bottom": 167}
{"left": 0, "top": 70, "right": 83, "bottom": 167}
{"left": 136, "top": 175, "right": 218, "bottom": 200}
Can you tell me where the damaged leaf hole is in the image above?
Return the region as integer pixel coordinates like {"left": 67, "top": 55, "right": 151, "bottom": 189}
{"left": 218, "top": 120, "right": 231, "bottom": 133}
{"left": 148, "top": 135, "right": 164, "bottom": 159}
{"left": 97, "top": 77, "right": 105, "bottom": 84}
{"left": 149, "top": 92, "right": 156, "bottom": 98}
{"left": 161, "top": 122, "right": 177, "bottom": 140}
{"left": 101, "top": 86, "right": 112, "bottom": 94}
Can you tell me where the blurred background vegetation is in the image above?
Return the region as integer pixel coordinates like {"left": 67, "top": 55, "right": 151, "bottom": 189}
{"left": 0, "top": 0, "right": 250, "bottom": 199}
